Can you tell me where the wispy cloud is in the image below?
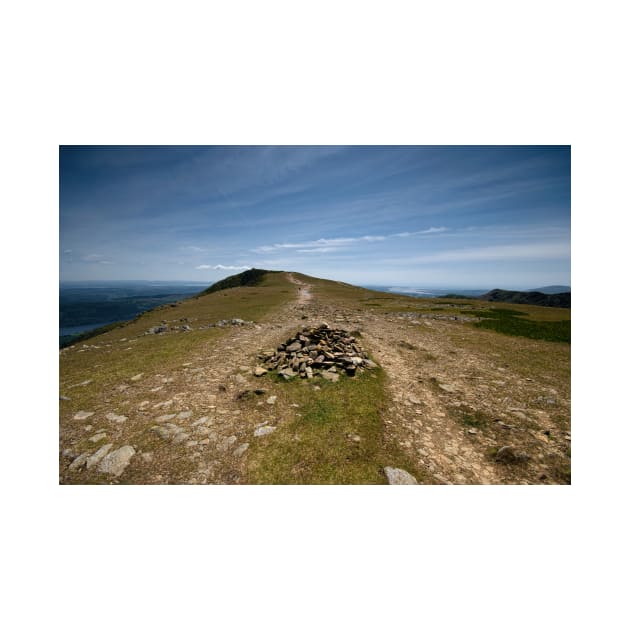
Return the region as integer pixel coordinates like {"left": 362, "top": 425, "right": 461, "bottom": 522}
{"left": 195, "top": 264, "right": 251, "bottom": 270}
{"left": 387, "top": 241, "right": 570, "bottom": 265}
{"left": 252, "top": 228, "right": 447, "bottom": 254}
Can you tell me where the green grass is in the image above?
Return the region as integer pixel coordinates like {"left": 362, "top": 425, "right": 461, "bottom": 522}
{"left": 246, "top": 368, "right": 423, "bottom": 484}
{"left": 460, "top": 308, "right": 570, "bottom": 343}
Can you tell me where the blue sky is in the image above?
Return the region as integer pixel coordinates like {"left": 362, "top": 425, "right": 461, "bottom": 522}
{"left": 59, "top": 146, "right": 570, "bottom": 289}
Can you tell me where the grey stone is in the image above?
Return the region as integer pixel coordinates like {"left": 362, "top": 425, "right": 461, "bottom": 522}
{"left": 495, "top": 446, "right": 529, "bottom": 464}
{"left": 97, "top": 446, "right": 136, "bottom": 476}
{"left": 286, "top": 341, "right": 302, "bottom": 352}
{"left": 105, "top": 412, "right": 127, "bottom": 423}
{"left": 321, "top": 371, "right": 339, "bottom": 383}
{"left": 177, "top": 411, "right": 193, "bottom": 420}
{"left": 172, "top": 433, "right": 191, "bottom": 444}
{"left": 254, "top": 426, "right": 277, "bottom": 437}
{"left": 73, "top": 411, "right": 94, "bottom": 421}
{"left": 86, "top": 443, "right": 114, "bottom": 469}
{"left": 151, "top": 426, "right": 171, "bottom": 439}
{"left": 233, "top": 443, "right": 249, "bottom": 457}
{"left": 155, "top": 414, "right": 177, "bottom": 423}
{"left": 68, "top": 452, "right": 90, "bottom": 471}
{"left": 130, "top": 373, "right": 143, "bottom": 381}
{"left": 384, "top": 467, "right": 418, "bottom": 485}
{"left": 89, "top": 432, "right": 107, "bottom": 443}
{"left": 253, "top": 366, "right": 268, "bottom": 376}
{"left": 438, "top": 384, "right": 457, "bottom": 393}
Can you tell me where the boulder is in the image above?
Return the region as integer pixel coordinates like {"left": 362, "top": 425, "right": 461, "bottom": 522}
{"left": 384, "top": 467, "right": 418, "bottom": 485}
{"left": 97, "top": 445, "right": 136, "bottom": 476}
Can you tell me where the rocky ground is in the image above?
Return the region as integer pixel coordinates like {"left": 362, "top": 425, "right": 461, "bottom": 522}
{"left": 59, "top": 273, "right": 570, "bottom": 484}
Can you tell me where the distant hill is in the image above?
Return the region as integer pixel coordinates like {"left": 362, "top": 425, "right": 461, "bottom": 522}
{"left": 480, "top": 289, "right": 570, "bottom": 308}
{"left": 198, "top": 268, "right": 280, "bottom": 296}
{"left": 528, "top": 285, "right": 571, "bottom": 294}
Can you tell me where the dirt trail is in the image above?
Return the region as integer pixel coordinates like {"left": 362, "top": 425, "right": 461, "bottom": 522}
{"left": 287, "top": 273, "right": 313, "bottom": 305}
{"left": 60, "top": 292, "right": 318, "bottom": 484}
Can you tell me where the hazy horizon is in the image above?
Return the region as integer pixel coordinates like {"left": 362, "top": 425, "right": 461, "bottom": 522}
{"left": 60, "top": 146, "right": 570, "bottom": 287}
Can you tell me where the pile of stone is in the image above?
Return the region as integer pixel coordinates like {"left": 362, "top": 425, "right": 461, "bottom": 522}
{"left": 256, "top": 323, "right": 377, "bottom": 382}
{"left": 146, "top": 317, "right": 253, "bottom": 335}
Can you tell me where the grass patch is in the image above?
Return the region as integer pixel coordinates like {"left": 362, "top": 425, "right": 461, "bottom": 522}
{"left": 246, "top": 369, "right": 423, "bottom": 484}
{"left": 453, "top": 406, "right": 490, "bottom": 428}
{"left": 460, "top": 308, "right": 570, "bottom": 343}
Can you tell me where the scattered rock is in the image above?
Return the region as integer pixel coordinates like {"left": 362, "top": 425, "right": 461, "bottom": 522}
{"left": 68, "top": 452, "right": 90, "bottom": 471}
{"left": 321, "top": 370, "right": 339, "bottom": 383}
{"left": 266, "top": 396, "right": 277, "bottom": 405}
{"left": 86, "top": 443, "right": 114, "bottom": 469}
{"left": 73, "top": 411, "right": 94, "bottom": 421}
{"left": 347, "top": 433, "right": 362, "bottom": 443}
{"left": 172, "top": 433, "right": 191, "bottom": 445}
{"left": 495, "top": 445, "right": 529, "bottom": 464}
{"left": 105, "top": 412, "right": 127, "bottom": 423}
{"left": 438, "top": 384, "right": 457, "bottom": 393}
{"left": 97, "top": 446, "right": 136, "bottom": 476}
{"left": 130, "top": 373, "right": 144, "bottom": 381}
{"left": 384, "top": 467, "right": 418, "bottom": 485}
{"left": 233, "top": 443, "right": 249, "bottom": 457}
{"left": 176, "top": 411, "right": 193, "bottom": 420}
{"left": 253, "top": 366, "right": 268, "bottom": 377}
{"left": 89, "top": 432, "right": 107, "bottom": 443}
{"left": 59, "top": 395, "right": 71, "bottom": 401}
{"left": 156, "top": 413, "right": 177, "bottom": 422}
{"left": 254, "top": 426, "right": 277, "bottom": 437}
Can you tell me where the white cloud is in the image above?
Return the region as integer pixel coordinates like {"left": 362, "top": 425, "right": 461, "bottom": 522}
{"left": 252, "top": 229, "right": 445, "bottom": 254}
{"left": 195, "top": 264, "right": 251, "bottom": 270}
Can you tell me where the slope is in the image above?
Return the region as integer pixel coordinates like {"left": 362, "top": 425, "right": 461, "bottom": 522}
{"left": 59, "top": 271, "right": 571, "bottom": 485}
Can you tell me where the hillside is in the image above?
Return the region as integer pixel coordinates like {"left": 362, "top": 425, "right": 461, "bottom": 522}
{"left": 480, "top": 288, "right": 571, "bottom": 308}
{"left": 59, "top": 270, "right": 571, "bottom": 485}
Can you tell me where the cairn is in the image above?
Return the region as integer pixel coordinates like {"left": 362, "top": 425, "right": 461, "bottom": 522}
{"left": 256, "top": 323, "right": 377, "bottom": 382}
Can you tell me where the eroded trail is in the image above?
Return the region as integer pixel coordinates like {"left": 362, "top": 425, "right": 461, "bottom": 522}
{"left": 59, "top": 284, "right": 315, "bottom": 484}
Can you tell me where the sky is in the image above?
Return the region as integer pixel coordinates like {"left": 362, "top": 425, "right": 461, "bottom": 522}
{"left": 59, "top": 146, "right": 570, "bottom": 289}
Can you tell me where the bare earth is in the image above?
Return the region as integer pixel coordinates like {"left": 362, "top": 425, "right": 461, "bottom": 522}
{"left": 59, "top": 276, "right": 570, "bottom": 484}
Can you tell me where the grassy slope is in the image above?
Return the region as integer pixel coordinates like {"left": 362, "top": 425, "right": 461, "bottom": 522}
{"left": 60, "top": 270, "right": 571, "bottom": 484}
{"left": 59, "top": 271, "right": 295, "bottom": 414}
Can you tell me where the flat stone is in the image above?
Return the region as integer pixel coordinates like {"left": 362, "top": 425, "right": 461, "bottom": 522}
{"left": 73, "top": 411, "right": 94, "bottom": 421}
{"left": 233, "top": 443, "right": 249, "bottom": 457}
{"left": 321, "top": 371, "right": 339, "bottom": 383}
{"left": 177, "top": 411, "right": 193, "bottom": 420}
{"left": 266, "top": 396, "right": 277, "bottom": 405}
{"left": 155, "top": 413, "right": 177, "bottom": 423}
{"left": 97, "top": 445, "right": 135, "bottom": 476}
{"left": 384, "top": 467, "right": 418, "bottom": 485}
{"left": 253, "top": 366, "right": 268, "bottom": 377}
{"left": 68, "top": 452, "right": 90, "bottom": 471}
{"left": 89, "top": 432, "right": 107, "bottom": 443}
{"left": 86, "top": 443, "right": 114, "bottom": 469}
{"left": 151, "top": 426, "right": 171, "bottom": 439}
{"left": 130, "top": 373, "right": 144, "bottom": 381}
{"left": 254, "top": 426, "right": 277, "bottom": 437}
{"left": 105, "top": 412, "right": 127, "bottom": 423}
{"left": 438, "top": 384, "right": 457, "bottom": 393}
{"left": 59, "top": 395, "right": 71, "bottom": 401}
{"left": 185, "top": 440, "right": 199, "bottom": 448}
{"left": 172, "top": 433, "right": 191, "bottom": 444}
